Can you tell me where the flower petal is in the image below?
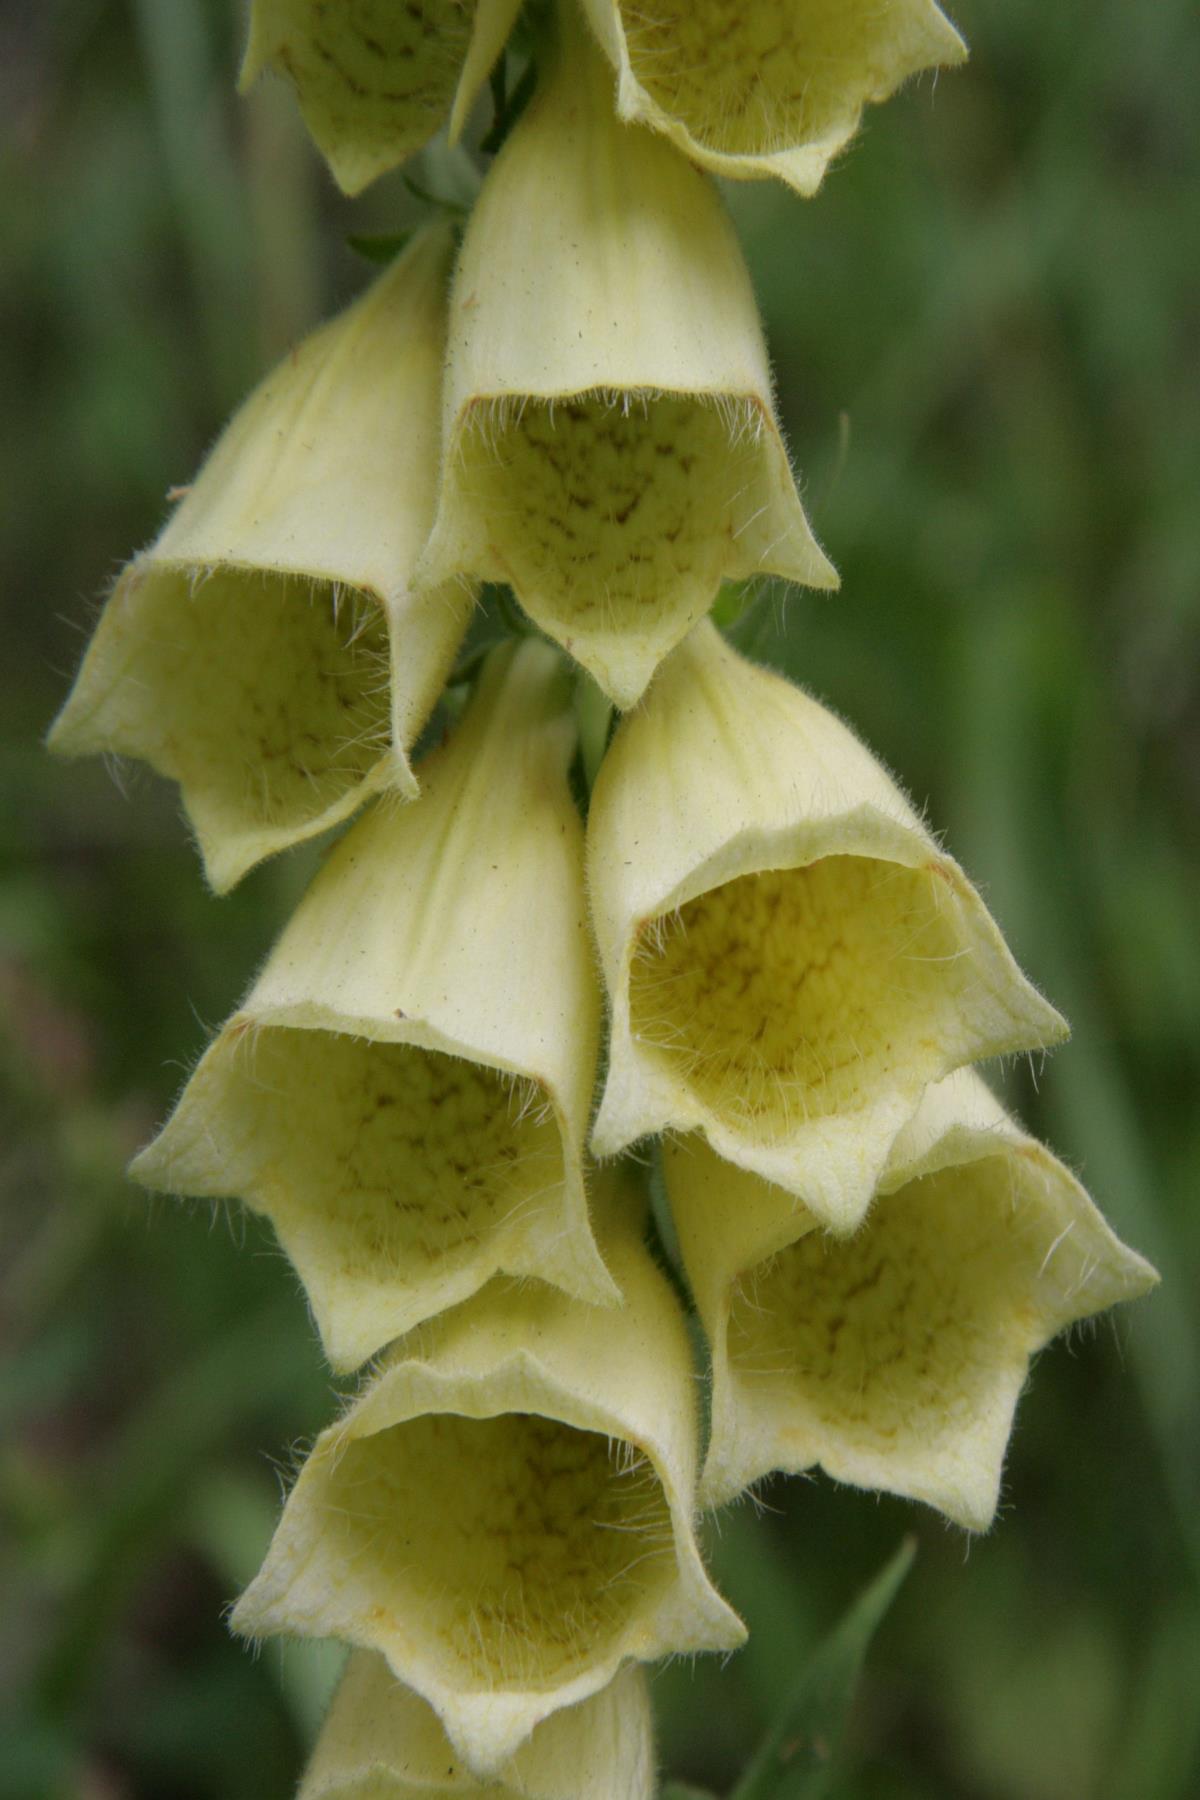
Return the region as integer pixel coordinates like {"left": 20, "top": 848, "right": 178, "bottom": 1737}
{"left": 132, "top": 640, "right": 616, "bottom": 1369}
{"left": 49, "top": 226, "right": 471, "bottom": 892}
{"left": 580, "top": 0, "right": 967, "bottom": 195}
{"left": 241, "top": 0, "right": 523, "bottom": 194}
{"left": 300, "top": 1654, "right": 654, "bottom": 1799}
{"left": 666, "top": 1070, "right": 1157, "bottom": 1523}
{"left": 418, "top": 8, "right": 834, "bottom": 708}
{"left": 234, "top": 1174, "right": 744, "bottom": 1774}
{"left": 590, "top": 623, "right": 1067, "bottom": 1228}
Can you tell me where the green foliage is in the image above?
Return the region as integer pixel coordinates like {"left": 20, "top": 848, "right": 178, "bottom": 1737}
{"left": 1, "top": 0, "right": 1197, "bottom": 1795}
{"left": 731, "top": 1541, "right": 915, "bottom": 1800}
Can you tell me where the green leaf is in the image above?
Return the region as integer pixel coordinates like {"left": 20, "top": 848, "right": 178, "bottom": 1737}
{"left": 662, "top": 1787, "right": 720, "bottom": 1800}
{"left": 730, "top": 1537, "right": 916, "bottom": 1800}
{"left": 345, "top": 230, "right": 415, "bottom": 267}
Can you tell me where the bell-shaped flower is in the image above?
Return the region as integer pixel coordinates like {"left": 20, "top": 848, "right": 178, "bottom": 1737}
{"left": 240, "top": 0, "right": 523, "bottom": 195}
{"left": 666, "top": 1069, "right": 1157, "bottom": 1526}
{"left": 132, "top": 640, "right": 616, "bottom": 1371}
{"left": 589, "top": 621, "right": 1068, "bottom": 1229}
{"left": 416, "top": 1, "right": 835, "bottom": 710}
{"left": 232, "top": 1172, "right": 745, "bottom": 1775}
{"left": 301, "top": 1653, "right": 654, "bottom": 1800}
{"left": 48, "top": 226, "right": 472, "bottom": 893}
{"left": 578, "top": 0, "right": 966, "bottom": 196}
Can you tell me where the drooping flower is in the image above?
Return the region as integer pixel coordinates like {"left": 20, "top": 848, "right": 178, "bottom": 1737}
{"left": 416, "top": 0, "right": 835, "bottom": 709}
{"left": 577, "top": 0, "right": 967, "bottom": 196}
{"left": 665, "top": 1069, "right": 1157, "bottom": 1525}
{"left": 132, "top": 640, "right": 617, "bottom": 1371}
{"left": 49, "top": 226, "right": 472, "bottom": 893}
{"left": 241, "top": 0, "right": 523, "bottom": 195}
{"left": 301, "top": 1653, "right": 654, "bottom": 1800}
{"left": 233, "top": 1171, "right": 745, "bottom": 1774}
{"left": 589, "top": 621, "right": 1067, "bottom": 1229}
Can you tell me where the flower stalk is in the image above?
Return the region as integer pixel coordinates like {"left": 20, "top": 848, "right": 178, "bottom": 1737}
{"left": 56, "top": 4, "right": 1161, "bottom": 1792}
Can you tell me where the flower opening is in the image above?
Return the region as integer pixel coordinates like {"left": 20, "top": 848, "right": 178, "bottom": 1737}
{"left": 417, "top": 8, "right": 834, "bottom": 707}
{"left": 580, "top": 0, "right": 967, "bottom": 194}
{"left": 233, "top": 1176, "right": 744, "bottom": 1772}
{"left": 589, "top": 622, "right": 1067, "bottom": 1228}
{"left": 49, "top": 226, "right": 471, "bottom": 892}
{"left": 666, "top": 1072, "right": 1157, "bottom": 1524}
{"left": 132, "top": 640, "right": 616, "bottom": 1369}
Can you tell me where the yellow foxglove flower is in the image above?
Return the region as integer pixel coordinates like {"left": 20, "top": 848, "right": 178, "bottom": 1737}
{"left": 132, "top": 640, "right": 616, "bottom": 1370}
{"left": 589, "top": 622, "right": 1067, "bottom": 1228}
{"left": 241, "top": 0, "right": 523, "bottom": 195}
{"left": 301, "top": 1654, "right": 654, "bottom": 1799}
{"left": 416, "top": 1, "right": 836, "bottom": 710}
{"left": 667, "top": 1070, "right": 1157, "bottom": 1525}
{"left": 49, "top": 227, "right": 472, "bottom": 893}
{"left": 232, "top": 1174, "right": 745, "bottom": 1774}
{"left": 578, "top": 0, "right": 967, "bottom": 196}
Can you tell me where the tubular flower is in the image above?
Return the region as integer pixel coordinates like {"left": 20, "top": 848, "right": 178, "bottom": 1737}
{"left": 301, "top": 1654, "right": 654, "bottom": 1800}
{"left": 578, "top": 0, "right": 966, "bottom": 196}
{"left": 666, "top": 1069, "right": 1157, "bottom": 1526}
{"left": 48, "top": 226, "right": 472, "bottom": 894}
{"left": 589, "top": 621, "right": 1067, "bottom": 1230}
{"left": 240, "top": 0, "right": 523, "bottom": 195}
{"left": 416, "top": 0, "right": 836, "bottom": 710}
{"left": 132, "top": 640, "right": 617, "bottom": 1371}
{"left": 232, "top": 1173, "right": 746, "bottom": 1775}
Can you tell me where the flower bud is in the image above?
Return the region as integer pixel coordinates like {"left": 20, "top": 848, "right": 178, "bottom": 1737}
{"left": 416, "top": 4, "right": 835, "bottom": 709}
{"left": 49, "top": 226, "right": 472, "bottom": 893}
{"left": 233, "top": 1172, "right": 745, "bottom": 1775}
{"left": 667, "top": 1070, "right": 1157, "bottom": 1526}
{"left": 301, "top": 1654, "right": 654, "bottom": 1800}
{"left": 589, "top": 622, "right": 1068, "bottom": 1229}
{"left": 241, "top": 0, "right": 523, "bottom": 195}
{"left": 132, "top": 640, "right": 616, "bottom": 1370}
{"left": 578, "top": 0, "right": 967, "bottom": 195}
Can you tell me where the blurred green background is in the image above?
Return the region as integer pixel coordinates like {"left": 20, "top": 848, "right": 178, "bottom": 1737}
{"left": 2, "top": 1, "right": 1197, "bottom": 1795}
